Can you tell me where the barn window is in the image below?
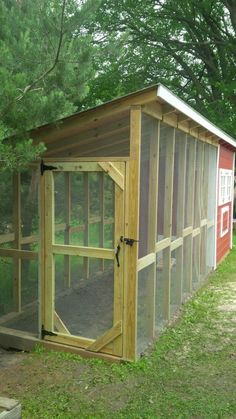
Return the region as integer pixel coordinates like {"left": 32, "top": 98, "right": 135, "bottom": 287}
{"left": 219, "top": 169, "right": 233, "bottom": 205}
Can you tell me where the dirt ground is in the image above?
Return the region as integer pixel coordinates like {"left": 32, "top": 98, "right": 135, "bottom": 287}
{"left": 0, "top": 261, "right": 236, "bottom": 418}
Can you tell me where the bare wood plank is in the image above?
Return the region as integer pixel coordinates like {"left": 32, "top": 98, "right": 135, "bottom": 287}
{"left": 45, "top": 119, "right": 130, "bottom": 156}
{"left": 193, "top": 227, "right": 200, "bottom": 237}
{"left": 0, "top": 233, "right": 14, "bottom": 244}
{"left": 170, "top": 237, "right": 183, "bottom": 251}
{"left": 87, "top": 321, "right": 122, "bottom": 352}
{"left": 142, "top": 102, "right": 162, "bottom": 120}
{"left": 163, "top": 129, "right": 175, "bottom": 237}
{"left": 44, "top": 157, "right": 129, "bottom": 162}
{"left": 44, "top": 171, "right": 55, "bottom": 332}
{"left": 123, "top": 106, "right": 141, "bottom": 361}
{"left": 0, "top": 249, "right": 37, "bottom": 260}
{"left": 53, "top": 162, "right": 103, "bottom": 172}
{"left": 137, "top": 253, "right": 155, "bottom": 271}
{"left": 45, "top": 333, "right": 94, "bottom": 348}
{"left": 52, "top": 244, "right": 114, "bottom": 259}
{"left": 176, "top": 134, "right": 187, "bottom": 236}
{"left": 55, "top": 137, "right": 130, "bottom": 158}
{"left": 34, "top": 88, "right": 157, "bottom": 145}
{"left": 146, "top": 119, "right": 160, "bottom": 338}
{"left": 83, "top": 172, "right": 89, "bottom": 279}
{"left": 39, "top": 171, "right": 45, "bottom": 339}
{"left": 99, "top": 172, "right": 105, "bottom": 272}
{"left": 20, "top": 235, "right": 39, "bottom": 245}
{"left": 64, "top": 173, "right": 71, "bottom": 288}
{"left": 113, "top": 164, "right": 125, "bottom": 356}
{"left": 185, "top": 138, "right": 196, "bottom": 227}
{"left": 98, "top": 162, "right": 124, "bottom": 190}
{"left": 155, "top": 237, "right": 171, "bottom": 253}
{"left": 54, "top": 311, "right": 71, "bottom": 335}
{"left": 183, "top": 226, "right": 193, "bottom": 237}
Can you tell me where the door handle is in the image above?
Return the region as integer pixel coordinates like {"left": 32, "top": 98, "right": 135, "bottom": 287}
{"left": 115, "top": 244, "right": 121, "bottom": 267}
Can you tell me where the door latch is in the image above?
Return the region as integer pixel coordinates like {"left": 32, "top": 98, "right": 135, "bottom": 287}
{"left": 120, "top": 236, "right": 139, "bottom": 246}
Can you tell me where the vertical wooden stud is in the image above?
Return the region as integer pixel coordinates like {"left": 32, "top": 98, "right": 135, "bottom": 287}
{"left": 99, "top": 172, "right": 105, "bottom": 272}
{"left": 163, "top": 128, "right": 175, "bottom": 322}
{"left": 175, "top": 134, "right": 187, "bottom": 305}
{"left": 183, "top": 137, "right": 196, "bottom": 294}
{"left": 147, "top": 119, "right": 159, "bottom": 338}
{"left": 44, "top": 171, "right": 55, "bottom": 331}
{"left": 123, "top": 106, "right": 141, "bottom": 361}
{"left": 64, "top": 172, "right": 71, "bottom": 288}
{"left": 39, "top": 170, "right": 45, "bottom": 338}
{"left": 113, "top": 164, "right": 125, "bottom": 356}
{"left": 83, "top": 172, "right": 89, "bottom": 279}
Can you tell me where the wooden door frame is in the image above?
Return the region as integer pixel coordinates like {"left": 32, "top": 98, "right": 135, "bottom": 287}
{"left": 40, "top": 161, "right": 125, "bottom": 357}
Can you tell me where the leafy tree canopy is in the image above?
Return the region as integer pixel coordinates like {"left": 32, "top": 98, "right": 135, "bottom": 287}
{"left": 80, "top": 0, "right": 236, "bottom": 136}
{"left": 0, "top": 0, "right": 100, "bottom": 171}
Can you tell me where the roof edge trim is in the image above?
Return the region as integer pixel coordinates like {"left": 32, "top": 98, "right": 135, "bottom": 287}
{"left": 156, "top": 84, "right": 236, "bottom": 149}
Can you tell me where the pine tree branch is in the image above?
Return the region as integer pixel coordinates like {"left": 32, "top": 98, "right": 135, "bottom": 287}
{"left": 15, "top": 0, "right": 67, "bottom": 102}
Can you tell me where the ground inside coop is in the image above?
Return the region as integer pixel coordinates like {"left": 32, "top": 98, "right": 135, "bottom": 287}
{"left": 1, "top": 270, "right": 114, "bottom": 341}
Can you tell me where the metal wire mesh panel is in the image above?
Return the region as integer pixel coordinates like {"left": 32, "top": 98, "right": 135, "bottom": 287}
{"left": 54, "top": 172, "right": 114, "bottom": 249}
{"left": 137, "top": 263, "right": 155, "bottom": 354}
{"left": 0, "top": 172, "right": 14, "bottom": 247}
{"left": 170, "top": 247, "right": 182, "bottom": 317}
{"left": 0, "top": 257, "right": 14, "bottom": 316}
{"left": 54, "top": 255, "right": 114, "bottom": 339}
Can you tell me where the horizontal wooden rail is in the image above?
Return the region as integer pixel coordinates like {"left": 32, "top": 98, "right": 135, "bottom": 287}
{"left": 52, "top": 244, "right": 114, "bottom": 259}
{"left": 0, "top": 217, "right": 114, "bottom": 246}
{"left": 137, "top": 253, "right": 155, "bottom": 271}
{"left": 0, "top": 248, "right": 38, "bottom": 260}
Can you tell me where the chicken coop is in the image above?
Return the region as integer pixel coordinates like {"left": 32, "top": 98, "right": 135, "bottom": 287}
{"left": 0, "top": 84, "right": 235, "bottom": 361}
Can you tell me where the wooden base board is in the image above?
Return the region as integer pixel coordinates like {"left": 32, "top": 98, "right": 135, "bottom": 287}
{"left": 0, "top": 329, "right": 122, "bottom": 363}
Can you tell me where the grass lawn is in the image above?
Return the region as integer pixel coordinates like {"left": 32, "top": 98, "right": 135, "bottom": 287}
{"left": 1, "top": 239, "right": 236, "bottom": 418}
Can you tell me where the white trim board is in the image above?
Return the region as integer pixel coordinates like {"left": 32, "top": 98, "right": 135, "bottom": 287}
{"left": 156, "top": 85, "right": 236, "bottom": 148}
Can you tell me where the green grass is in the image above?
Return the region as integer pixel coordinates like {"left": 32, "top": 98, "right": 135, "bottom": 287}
{"left": 2, "top": 238, "right": 236, "bottom": 418}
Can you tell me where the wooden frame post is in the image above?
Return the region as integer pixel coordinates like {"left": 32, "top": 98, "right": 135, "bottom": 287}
{"left": 43, "top": 171, "right": 55, "bottom": 332}
{"left": 147, "top": 120, "right": 160, "bottom": 338}
{"left": 64, "top": 172, "right": 71, "bottom": 288}
{"left": 83, "top": 172, "right": 89, "bottom": 279}
{"left": 123, "top": 106, "right": 141, "bottom": 361}
{"left": 183, "top": 138, "right": 196, "bottom": 294}
{"left": 174, "top": 133, "right": 187, "bottom": 305}
{"left": 99, "top": 172, "right": 105, "bottom": 272}
{"left": 163, "top": 128, "right": 175, "bottom": 322}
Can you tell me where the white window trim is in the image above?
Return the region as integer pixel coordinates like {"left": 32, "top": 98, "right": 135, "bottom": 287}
{"left": 220, "top": 205, "right": 230, "bottom": 238}
{"left": 218, "top": 169, "right": 233, "bottom": 206}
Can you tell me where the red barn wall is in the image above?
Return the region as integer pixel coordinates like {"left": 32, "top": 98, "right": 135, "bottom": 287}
{"left": 216, "top": 145, "right": 234, "bottom": 263}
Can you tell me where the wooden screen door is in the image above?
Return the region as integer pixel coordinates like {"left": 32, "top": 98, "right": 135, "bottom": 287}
{"left": 42, "top": 162, "right": 125, "bottom": 357}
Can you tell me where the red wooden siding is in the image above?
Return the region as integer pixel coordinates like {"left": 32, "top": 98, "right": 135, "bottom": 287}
{"left": 216, "top": 146, "right": 234, "bottom": 263}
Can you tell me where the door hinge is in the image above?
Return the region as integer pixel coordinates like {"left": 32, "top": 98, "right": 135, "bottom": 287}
{"left": 41, "top": 325, "right": 57, "bottom": 339}
{"left": 40, "top": 160, "right": 58, "bottom": 176}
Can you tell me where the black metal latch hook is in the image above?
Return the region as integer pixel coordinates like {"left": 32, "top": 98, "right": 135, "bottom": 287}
{"left": 120, "top": 236, "right": 139, "bottom": 246}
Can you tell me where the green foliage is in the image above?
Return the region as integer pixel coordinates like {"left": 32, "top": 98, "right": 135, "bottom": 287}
{"left": 0, "top": 0, "right": 100, "bottom": 171}
{"left": 80, "top": 0, "right": 236, "bottom": 136}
